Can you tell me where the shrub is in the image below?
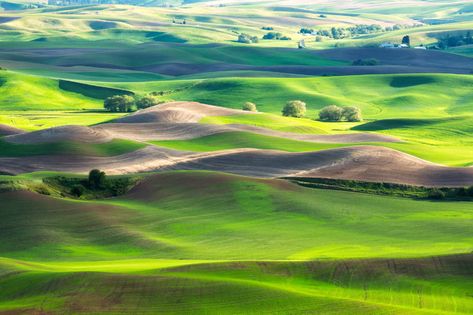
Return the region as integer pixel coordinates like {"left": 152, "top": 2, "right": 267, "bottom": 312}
{"left": 36, "top": 186, "right": 50, "bottom": 195}
{"left": 71, "top": 184, "right": 85, "bottom": 197}
{"left": 242, "top": 102, "right": 257, "bottom": 112}
{"left": 88, "top": 169, "right": 106, "bottom": 189}
{"left": 319, "top": 105, "right": 343, "bottom": 121}
{"left": 104, "top": 95, "right": 135, "bottom": 112}
{"left": 136, "top": 95, "right": 161, "bottom": 109}
{"left": 428, "top": 189, "right": 445, "bottom": 200}
{"left": 342, "top": 106, "right": 363, "bottom": 122}
{"left": 282, "top": 100, "right": 306, "bottom": 118}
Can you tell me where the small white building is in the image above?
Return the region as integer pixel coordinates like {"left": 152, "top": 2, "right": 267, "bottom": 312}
{"left": 379, "top": 42, "right": 395, "bottom": 48}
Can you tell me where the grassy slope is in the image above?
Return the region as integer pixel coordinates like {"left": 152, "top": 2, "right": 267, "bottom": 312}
{"left": 0, "top": 71, "right": 130, "bottom": 130}
{"left": 0, "top": 110, "right": 125, "bottom": 131}
{"left": 0, "top": 138, "right": 145, "bottom": 157}
{"left": 0, "top": 71, "right": 102, "bottom": 110}
{"left": 2, "top": 171, "right": 472, "bottom": 261}
{"left": 115, "top": 74, "right": 473, "bottom": 119}
{"left": 0, "top": 171, "right": 472, "bottom": 314}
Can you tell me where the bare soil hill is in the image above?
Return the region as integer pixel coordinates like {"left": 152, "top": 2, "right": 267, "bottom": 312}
{"left": 0, "top": 124, "right": 24, "bottom": 136}
{"left": 5, "top": 125, "right": 113, "bottom": 144}
{"left": 1, "top": 145, "right": 472, "bottom": 187}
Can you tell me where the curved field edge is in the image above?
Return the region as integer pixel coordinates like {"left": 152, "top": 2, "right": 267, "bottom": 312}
{"left": 150, "top": 130, "right": 473, "bottom": 166}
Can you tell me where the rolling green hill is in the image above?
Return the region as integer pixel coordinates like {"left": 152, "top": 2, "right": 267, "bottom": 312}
{"left": 1, "top": 1, "right": 473, "bottom": 313}
{"left": 0, "top": 171, "right": 472, "bottom": 314}
{"left": 116, "top": 74, "right": 473, "bottom": 119}
{"left": 0, "top": 71, "right": 104, "bottom": 110}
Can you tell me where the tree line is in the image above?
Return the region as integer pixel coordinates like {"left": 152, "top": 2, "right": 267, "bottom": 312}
{"left": 436, "top": 31, "right": 473, "bottom": 49}
{"left": 242, "top": 101, "right": 362, "bottom": 122}
{"left": 301, "top": 24, "right": 419, "bottom": 39}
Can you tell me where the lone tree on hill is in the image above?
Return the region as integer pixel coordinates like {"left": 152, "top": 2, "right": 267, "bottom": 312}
{"left": 242, "top": 102, "right": 257, "bottom": 112}
{"left": 342, "top": 106, "right": 362, "bottom": 122}
{"left": 137, "top": 95, "right": 161, "bottom": 109}
{"left": 88, "top": 169, "right": 106, "bottom": 189}
{"left": 104, "top": 95, "right": 135, "bottom": 112}
{"left": 402, "top": 35, "right": 410, "bottom": 47}
{"left": 319, "top": 105, "right": 343, "bottom": 121}
{"left": 282, "top": 100, "right": 306, "bottom": 118}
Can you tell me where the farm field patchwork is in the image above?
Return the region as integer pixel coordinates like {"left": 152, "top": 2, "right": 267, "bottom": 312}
{"left": 0, "top": 0, "right": 472, "bottom": 314}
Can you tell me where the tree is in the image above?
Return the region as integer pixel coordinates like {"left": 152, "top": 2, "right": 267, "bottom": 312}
{"left": 319, "top": 105, "right": 343, "bottom": 121}
{"left": 242, "top": 102, "right": 257, "bottom": 112}
{"left": 402, "top": 35, "right": 410, "bottom": 47}
{"left": 137, "top": 95, "right": 161, "bottom": 109}
{"left": 71, "top": 184, "right": 85, "bottom": 197}
{"left": 88, "top": 169, "right": 106, "bottom": 189}
{"left": 104, "top": 95, "right": 135, "bottom": 112}
{"left": 342, "top": 106, "right": 362, "bottom": 122}
{"left": 282, "top": 100, "right": 306, "bottom": 118}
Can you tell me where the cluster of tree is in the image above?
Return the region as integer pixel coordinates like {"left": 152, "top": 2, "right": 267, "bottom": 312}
{"left": 282, "top": 100, "right": 306, "bottom": 118}
{"left": 428, "top": 186, "right": 473, "bottom": 200}
{"left": 437, "top": 31, "right": 473, "bottom": 49}
{"left": 300, "top": 28, "right": 315, "bottom": 34}
{"left": 319, "top": 105, "right": 362, "bottom": 122}
{"left": 241, "top": 101, "right": 362, "bottom": 122}
{"left": 237, "top": 33, "right": 259, "bottom": 44}
{"left": 352, "top": 58, "right": 379, "bottom": 66}
{"left": 56, "top": 169, "right": 137, "bottom": 198}
{"left": 103, "top": 94, "right": 161, "bottom": 113}
{"left": 262, "top": 32, "right": 291, "bottom": 40}
{"left": 261, "top": 26, "right": 274, "bottom": 30}
{"left": 242, "top": 102, "right": 257, "bottom": 112}
{"left": 310, "top": 24, "right": 416, "bottom": 40}
{"left": 70, "top": 169, "right": 106, "bottom": 197}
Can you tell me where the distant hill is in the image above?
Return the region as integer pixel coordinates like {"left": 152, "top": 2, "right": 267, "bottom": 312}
{"left": 47, "top": 0, "right": 182, "bottom": 7}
